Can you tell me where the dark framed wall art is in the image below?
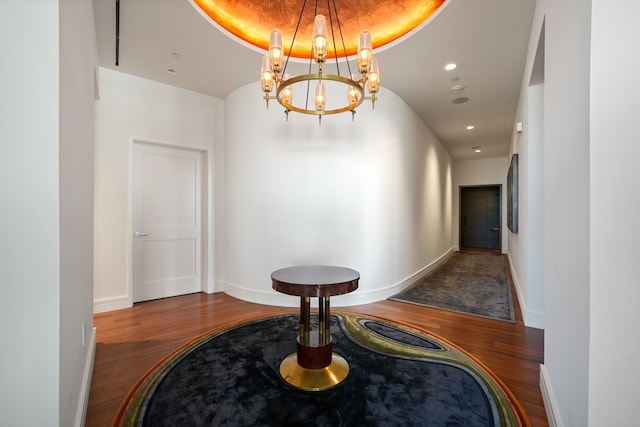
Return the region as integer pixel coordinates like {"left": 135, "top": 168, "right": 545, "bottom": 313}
{"left": 507, "top": 153, "right": 519, "bottom": 233}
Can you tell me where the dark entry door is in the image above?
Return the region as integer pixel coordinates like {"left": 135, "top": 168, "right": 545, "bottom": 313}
{"left": 460, "top": 186, "right": 501, "bottom": 249}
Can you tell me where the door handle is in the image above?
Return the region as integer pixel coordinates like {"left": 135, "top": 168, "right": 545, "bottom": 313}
{"left": 133, "top": 231, "right": 149, "bottom": 238}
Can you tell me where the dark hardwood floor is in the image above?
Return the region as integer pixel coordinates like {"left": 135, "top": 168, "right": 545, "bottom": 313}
{"left": 87, "top": 290, "right": 547, "bottom": 426}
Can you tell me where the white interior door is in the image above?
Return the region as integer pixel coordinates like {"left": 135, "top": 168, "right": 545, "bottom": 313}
{"left": 132, "top": 142, "right": 202, "bottom": 302}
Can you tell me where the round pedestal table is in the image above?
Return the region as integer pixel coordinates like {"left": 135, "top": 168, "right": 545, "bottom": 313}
{"left": 271, "top": 265, "right": 359, "bottom": 391}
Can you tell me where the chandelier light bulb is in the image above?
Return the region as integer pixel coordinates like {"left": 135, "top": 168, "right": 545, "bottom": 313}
{"left": 260, "top": 55, "right": 274, "bottom": 93}
{"left": 269, "top": 29, "right": 283, "bottom": 73}
{"left": 347, "top": 75, "right": 361, "bottom": 104}
{"left": 315, "top": 80, "right": 326, "bottom": 111}
{"left": 312, "top": 15, "right": 328, "bottom": 61}
{"left": 357, "top": 31, "right": 372, "bottom": 74}
{"left": 367, "top": 57, "right": 380, "bottom": 93}
{"left": 280, "top": 74, "right": 293, "bottom": 105}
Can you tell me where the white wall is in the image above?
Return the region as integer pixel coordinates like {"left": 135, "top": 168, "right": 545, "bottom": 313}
{"left": 93, "top": 68, "right": 223, "bottom": 312}
{"left": 588, "top": 1, "right": 640, "bottom": 425}
{"left": 538, "top": 2, "right": 640, "bottom": 425}
{"left": 538, "top": 0, "right": 592, "bottom": 425}
{"left": 59, "top": 0, "right": 98, "bottom": 425}
{"left": 452, "top": 157, "right": 508, "bottom": 253}
{"left": 507, "top": 17, "right": 546, "bottom": 330}
{"left": 223, "top": 83, "right": 454, "bottom": 306}
{"left": 93, "top": 70, "right": 453, "bottom": 311}
{"left": 522, "top": 83, "right": 545, "bottom": 329}
{"left": 0, "top": 2, "right": 60, "bottom": 424}
{"left": 0, "top": 1, "right": 96, "bottom": 425}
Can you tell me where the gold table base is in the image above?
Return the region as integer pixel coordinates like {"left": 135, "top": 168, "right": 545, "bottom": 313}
{"left": 279, "top": 352, "right": 350, "bottom": 391}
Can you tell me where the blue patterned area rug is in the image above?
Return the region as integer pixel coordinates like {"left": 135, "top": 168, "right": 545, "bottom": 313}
{"left": 113, "top": 312, "right": 528, "bottom": 426}
{"left": 390, "top": 252, "right": 516, "bottom": 323}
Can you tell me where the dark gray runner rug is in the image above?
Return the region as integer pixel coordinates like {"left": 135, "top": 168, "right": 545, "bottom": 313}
{"left": 389, "top": 252, "right": 516, "bottom": 322}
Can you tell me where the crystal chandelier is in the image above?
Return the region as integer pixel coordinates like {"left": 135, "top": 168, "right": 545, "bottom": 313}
{"left": 259, "top": 1, "right": 380, "bottom": 123}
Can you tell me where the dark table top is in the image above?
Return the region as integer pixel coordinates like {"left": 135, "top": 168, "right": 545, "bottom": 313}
{"left": 271, "top": 265, "right": 359, "bottom": 298}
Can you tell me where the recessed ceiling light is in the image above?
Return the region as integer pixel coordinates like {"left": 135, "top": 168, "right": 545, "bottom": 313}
{"left": 451, "top": 84, "right": 465, "bottom": 93}
{"left": 171, "top": 52, "right": 182, "bottom": 59}
{"left": 451, "top": 97, "right": 469, "bottom": 104}
{"left": 445, "top": 63, "right": 457, "bottom": 71}
{"left": 167, "top": 68, "right": 176, "bottom": 75}
{"left": 466, "top": 125, "right": 475, "bottom": 130}
{"left": 472, "top": 146, "right": 482, "bottom": 153}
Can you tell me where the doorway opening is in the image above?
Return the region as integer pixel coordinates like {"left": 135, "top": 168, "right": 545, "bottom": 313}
{"left": 460, "top": 185, "right": 502, "bottom": 253}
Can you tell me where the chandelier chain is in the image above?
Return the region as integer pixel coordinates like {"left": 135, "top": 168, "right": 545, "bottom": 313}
{"left": 282, "top": 0, "right": 309, "bottom": 78}
{"left": 328, "top": 0, "right": 353, "bottom": 78}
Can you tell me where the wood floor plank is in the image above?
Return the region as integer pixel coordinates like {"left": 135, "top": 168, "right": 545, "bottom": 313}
{"left": 87, "top": 292, "right": 548, "bottom": 427}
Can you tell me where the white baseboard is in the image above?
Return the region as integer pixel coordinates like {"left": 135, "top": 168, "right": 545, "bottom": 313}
{"left": 204, "top": 278, "right": 225, "bottom": 294}
{"left": 540, "top": 364, "right": 563, "bottom": 427}
{"left": 95, "top": 283, "right": 221, "bottom": 312}
{"left": 75, "top": 326, "right": 96, "bottom": 427}
{"left": 224, "top": 247, "right": 455, "bottom": 308}
{"left": 506, "top": 253, "right": 544, "bottom": 329}
{"left": 525, "top": 309, "right": 545, "bottom": 329}
{"left": 93, "top": 295, "right": 131, "bottom": 313}
{"left": 222, "top": 281, "right": 406, "bottom": 308}
{"left": 381, "top": 246, "right": 455, "bottom": 296}
{"left": 210, "top": 281, "right": 225, "bottom": 294}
